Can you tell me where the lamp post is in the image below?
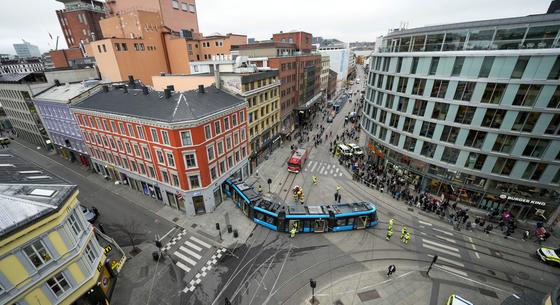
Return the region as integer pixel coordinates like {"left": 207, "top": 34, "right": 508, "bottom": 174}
{"left": 309, "top": 278, "right": 316, "bottom": 304}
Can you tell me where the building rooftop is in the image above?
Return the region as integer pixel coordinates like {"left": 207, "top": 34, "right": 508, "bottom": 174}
{"left": 72, "top": 85, "right": 246, "bottom": 123}
{"left": 232, "top": 41, "right": 296, "bottom": 50}
{"left": 0, "top": 151, "right": 77, "bottom": 238}
{"left": 34, "top": 80, "right": 103, "bottom": 104}
{"left": 0, "top": 72, "right": 47, "bottom": 84}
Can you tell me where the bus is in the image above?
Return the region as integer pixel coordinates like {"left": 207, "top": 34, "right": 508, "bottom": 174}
{"left": 287, "top": 148, "right": 308, "bottom": 173}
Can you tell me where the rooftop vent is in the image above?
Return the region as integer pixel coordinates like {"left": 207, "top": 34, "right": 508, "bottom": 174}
{"left": 54, "top": 79, "right": 61, "bottom": 87}
{"left": 102, "top": 85, "right": 109, "bottom": 93}
{"left": 198, "top": 85, "right": 205, "bottom": 93}
{"left": 29, "top": 189, "right": 56, "bottom": 197}
{"left": 167, "top": 85, "right": 175, "bottom": 92}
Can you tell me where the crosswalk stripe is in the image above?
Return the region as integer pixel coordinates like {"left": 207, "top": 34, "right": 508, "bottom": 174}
{"left": 433, "top": 228, "right": 453, "bottom": 236}
{"left": 175, "top": 251, "right": 197, "bottom": 266}
{"left": 180, "top": 246, "right": 202, "bottom": 259}
{"left": 418, "top": 220, "right": 432, "bottom": 226}
{"left": 422, "top": 244, "right": 461, "bottom": 258}
{"left": 330, "top": 169, "right": 333, "bottom": 175}
{"left": 430, "top": 255, "right": 464, "bottom": 267}
{"left": 190, "top": 236, "right": 211, "bottom": 248}
{"left": 326, "top": 164, "right": 331, "bottom": 170}
{"left": 184, "top": 241, "right": 202, "bottom": 251}
{"left": 176, "top": 261, "right": 191, "bottom": 272}
{"left": 437, "top": 264, "right": 468, "bottom": 277}
{"left": 320, "top": 166, "right": 326, "bottom": 174}
{"left": 335, "top": 168, "right": 339, "bottom": 173}
{"left": 435, "top": 235, "right": 456, "bottom": 244}
{"left": 311, "top": 161, "right": 318, "bottom": 172}
{"left": 338, "top": 173, "right": 343, "bottom": 177}
{"left": 423, "top": 239, "right": 459, "bottom": 252}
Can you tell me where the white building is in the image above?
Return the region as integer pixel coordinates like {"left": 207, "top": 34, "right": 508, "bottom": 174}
{"left": 13, "top": 40, "right": 41, "bottom": 58}
{"left": 317, "top": 42, "right": 355, "bottom": 86}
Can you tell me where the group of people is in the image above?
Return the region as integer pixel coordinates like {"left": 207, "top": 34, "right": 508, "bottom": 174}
{"left": 385, "top": 218, "right": 411, "bottom": 244}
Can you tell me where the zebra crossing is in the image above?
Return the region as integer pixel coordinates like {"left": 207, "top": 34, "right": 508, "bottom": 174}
{"left": 162, "top": 229, "right": 228, "bottom": 293}
{"left": 418, "top": 223, "right": 469, "bottom": 277}
{"left": 303, "top": 160, "right": 344, "bottom": 177}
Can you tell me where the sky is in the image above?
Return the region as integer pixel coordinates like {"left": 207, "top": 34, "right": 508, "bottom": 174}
{"left": 0, "top": 0, "right": 552, "bottom": 55}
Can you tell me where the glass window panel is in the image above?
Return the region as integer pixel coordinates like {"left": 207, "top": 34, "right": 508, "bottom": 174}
{"left": 492, "top": 135, "right": 517, "bottom": 153}
{"left": 548, "top": 87, "right": 560, "bottom": 108}
{"left": 404, "top": 136, "right": 417, "bottom": 152}
{"left": 466, "top": 29, "right": 494, "bottom": 50}
{"left": 425, "top": 34, "right": 445, "bottom": 51}
{"left": 494, "top": 27, "right": 527, "bottom": 50}
{"left": 399, "top": 37, "right": 411, "bottom": 52}
{"left": 410, "top": 57, "right": 419, "bottom": 74}
{"left": 523, "top": 25, "right": 559, "bottom": 48}
{"left": 420, "top": 141, "right": 436, "bottom": 158}
{"left": 455, "top": 106, "right": 476, "bottom": 124}
{"left": 451, "top": 57, "right": 465, "bottom": 76}
{"left": 443, "top": 31, "right": 467, "bottom": 51}
{"left": 478, "top": 56, "right": 495, "bottom": 78}
{"left": 511, "top": 56, "right": 530, "bottom": 79}
{"left": 548, "top": 56, "right": 560, "bottom": 80}
{"left": 441, "top": 147, "right": 460, "bottom": 164}
{"left": 429, "top": 57, "right": 439, "bottom": 75}
{"left": 412, "top": 35, "right": 426, "bottom": 51}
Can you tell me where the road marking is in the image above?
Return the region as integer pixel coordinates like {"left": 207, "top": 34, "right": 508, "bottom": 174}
{"left": 423, "top": 239, "right": 459, "bottom": 252}
{"left": 420, "top": 225, "right": 425, "bottom": 229}
{"left": 435, "top": 235, "right": 456, "bottom": 244}
{"left": 180, "top": 246, "right": 202, "bottom": 259}
{"left": 429, "top": 254, "right": 464, "bottom": 267}
{"left": 184, "top": 241, "right": 202, "bottom": 251}
{"left": 437, "top": 264, "right": 468, "bottom": 277}
{"left": 319, "top": 166, "right": 326, "bottom": 174}
{"left": 468, "top": 237, "right": 481, "bottom": 259}
{"left": 418, "top": 220, "right": 432, "bottom": 226}
{"left": 335, "top": 168, "right": 339, "bottom": 173}
{"left": 190, "top": 236, "right": 211, "bottom": 248}
{"left": 176, "top": 261, "right": 191, "bottom": 272}
{"left": 330, "top": 169, "right": 333, "bottom": 175}
{"left": 422, "top": 244, "right": 461, "bottom": 258}
{"left": 175, "top": 251, "right": 197, "bottom": 266}
{"left": 420, "top": 232, "right": 427, "bottom": 235}
{"left": 311, "top": 161, "right": 318, "bottom": 172}
{"left": 433, "top": 228, "right": 454, "bottom": 236}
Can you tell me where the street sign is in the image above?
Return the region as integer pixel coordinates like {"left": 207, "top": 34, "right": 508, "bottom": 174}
{"left": 104, "top": 245, "right": 112, "bottom": 254}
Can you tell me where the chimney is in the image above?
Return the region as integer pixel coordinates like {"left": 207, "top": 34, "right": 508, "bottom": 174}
{"left": 164, "top": 88, "right": 171, "bottom": 99}
{"left": 198, "top": 85, "right": 205, "bottom": 93}
{"left": 166, "top": 85, "right": 175, "bottom": 92}
{"left": 142, "top": 86, "right": 149, "bottom": 95}
{"left": 214, "top": 64, "right": 221, "bottom": 89}
{"left": 54, "top": 79, "right": 61, "bottom": 86}
{"left": 102, "top": 85, "right": 109, "bottom": 93}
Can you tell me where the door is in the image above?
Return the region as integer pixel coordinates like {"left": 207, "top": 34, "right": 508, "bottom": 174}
{"left": 193, "top": 195, "right": 206, "bottom": 215}
{"left": 314, "top": 219, "right": 326, "bottom": 233}
{"left": 166, "top": 191, "right": 178, "bottom": 209}
{"left": 357, "top": 216, "right": 368, "bottom": 229}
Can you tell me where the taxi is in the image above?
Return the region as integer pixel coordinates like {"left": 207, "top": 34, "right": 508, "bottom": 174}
{"left": 536, "top": 247, "right": 560, "bottom": 266}
{"left": 447, "top": 294, "right": 473, "bottom": 305}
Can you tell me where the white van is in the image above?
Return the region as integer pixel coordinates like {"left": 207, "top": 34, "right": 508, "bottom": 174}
{"left": 337, "top": 144, "right": 353, "bottom": 157}
{"left": 347, "top": 143, "right": 364, "bottom": 156}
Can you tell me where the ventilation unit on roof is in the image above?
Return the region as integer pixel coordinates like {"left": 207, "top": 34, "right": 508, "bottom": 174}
{"left": 29, "top": 189, "right": 56, "bottom": 197}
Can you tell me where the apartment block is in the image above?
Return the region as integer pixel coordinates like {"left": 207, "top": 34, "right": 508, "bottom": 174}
{"left": 56, "top": 0, "right": 107, "bottom": 48}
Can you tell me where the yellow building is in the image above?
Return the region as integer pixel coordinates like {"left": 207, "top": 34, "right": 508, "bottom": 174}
{"left": 0, "top": 151, "right": 109, "bottom": 305}
{"left": 320, "top": 55, "right": 330, "bottom": 94}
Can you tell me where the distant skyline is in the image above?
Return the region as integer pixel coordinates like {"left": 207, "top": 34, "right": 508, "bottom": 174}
{"left": 0, "top": 0, "right": 552, "bottom": 55}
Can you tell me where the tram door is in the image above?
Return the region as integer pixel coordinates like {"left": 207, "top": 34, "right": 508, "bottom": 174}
{"left": 242, "top": 200, "right": 250, "bottom": 216}
{"left": 289, "top": 220, "right": 301, "bottom": 232}
{"left": 357, "top": 216, "right": 369, "bottom": 229}
{"left": 314, "top": 219, "right": 326, "bottom": 232}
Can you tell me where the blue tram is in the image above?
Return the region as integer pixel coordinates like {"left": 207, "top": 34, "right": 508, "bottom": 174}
{"left": 222, "top": 179, "right": 378, "bottom": 233}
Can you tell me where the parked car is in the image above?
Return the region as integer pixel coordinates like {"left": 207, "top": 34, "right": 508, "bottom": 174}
{"left": 347, "top": 143, "right": 364, "bottom": 156}
{"left": 80, "top": 205, "right": 98, "bottom": 223}
{"left": 447, "top": 294, "right": 473, "bottom": 305}
{"left": 0, "top": 137, "right": 10, "bottom": 145}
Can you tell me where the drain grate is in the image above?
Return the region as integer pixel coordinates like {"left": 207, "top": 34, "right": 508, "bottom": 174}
{"left": 191, "top": 223, "right": 198, "bottom": 228}
{"left": 358, "top": 289, "right": 380, "bottom": 302}
{"left": 479, "top": 288, "right": 498, "bottom": 298}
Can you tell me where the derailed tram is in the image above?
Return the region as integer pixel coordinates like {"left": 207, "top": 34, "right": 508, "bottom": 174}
{"left": 223, "top": 179, "right": 378, "bottom": 233}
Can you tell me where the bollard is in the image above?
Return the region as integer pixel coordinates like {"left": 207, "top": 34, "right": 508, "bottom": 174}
{"left": 152, "top": 251, "right": 160, "bottom": 261}
{"left": 233, "top": 229, "right": 238, "bottom": 238}
{"left": 227, "top": 225, "right": 233, "bottom": 233}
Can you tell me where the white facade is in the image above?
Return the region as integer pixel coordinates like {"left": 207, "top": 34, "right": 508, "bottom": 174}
{"left": 13, "top": 41, "right": 41, "bottom": 58}
{"left": 318, "top": 45, "right": 352, "bottom": 82}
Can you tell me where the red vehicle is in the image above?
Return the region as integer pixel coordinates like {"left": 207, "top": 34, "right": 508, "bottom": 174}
{"left": 287, "top": 148, "right": 308, "bottom": 173}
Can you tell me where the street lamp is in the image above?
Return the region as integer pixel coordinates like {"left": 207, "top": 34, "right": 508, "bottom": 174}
{"left": 309, "top": 278, "right": 317, "bottom": 304}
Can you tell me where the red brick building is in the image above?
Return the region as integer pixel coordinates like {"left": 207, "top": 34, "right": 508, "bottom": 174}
{"left": 272, "top": 31, "right": 313, "bottom": 53}
{"left": 56, "top": 0, "right": 107, "bottom": 48}
{"left": 49, "top": 48, "right": 84, "bottom": 68}
{"left": 71, "top": 83, "right": 249, "bottom": 215}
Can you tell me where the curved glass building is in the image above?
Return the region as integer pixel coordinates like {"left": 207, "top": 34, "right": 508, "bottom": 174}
{"left": 363, "top": 12, "right": 560, "bottom": 223}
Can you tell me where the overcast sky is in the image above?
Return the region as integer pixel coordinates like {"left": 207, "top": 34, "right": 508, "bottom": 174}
{"left": 0, "top": 0, "right": 552, "bottom": 55}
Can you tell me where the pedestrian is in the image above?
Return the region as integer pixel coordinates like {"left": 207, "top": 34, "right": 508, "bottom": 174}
{"left": 257, "top": 184, "right": 263, "bottom": 194}
{"left": 337, "top": 193, "right": 341, "bottom": 203}
{"left": 300, "top": 194, "right": 305, "bottom": 205}
{"left": 522, "top": 230, "right": 530, "bottom": 241}
{"left": 98, "top": 223, "right": 106, "bottom": 234}
{"left": 387, "top": 264, "right": 396, "bottom": 277}
{"left": 403, "top": 232, "right": 411, "bottom": 244}
{"left": 386, "top": 229, "right": 393, "bottom": 241}
{"left": 290, "top": 225, "right": 297, "bottom": 238}
{"left": 334, "top": 192, "right": 339, "bottom": 201}
{"left": 400, "top": 227, "right": 407, "bottom": 241}
{"left": 312, "top": 176, "right": 318, "bottom": 185}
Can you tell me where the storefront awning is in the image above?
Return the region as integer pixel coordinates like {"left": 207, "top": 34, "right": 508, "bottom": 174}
{"left": 295, "top": 93, "right": 322, "bottom": 111}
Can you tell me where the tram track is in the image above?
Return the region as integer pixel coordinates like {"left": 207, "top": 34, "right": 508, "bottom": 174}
{"left": 279, "top": 172, "right": 297, "bottom": 202}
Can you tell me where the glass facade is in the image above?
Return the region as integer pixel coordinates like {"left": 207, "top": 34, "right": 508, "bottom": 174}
{"left": 364, "top": 15, "right": 560, "bottom": 222}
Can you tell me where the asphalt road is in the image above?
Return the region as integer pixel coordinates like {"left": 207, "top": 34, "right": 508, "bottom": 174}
{"left": 184, "top": 65, "right": 560, "bottom": 305}
{"left": 7, "top": 140, "right": 175, "bottom": 247}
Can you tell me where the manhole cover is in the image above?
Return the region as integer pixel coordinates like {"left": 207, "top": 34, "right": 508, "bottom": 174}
{"left": 477, "top": 275, "right": 487, "bottom": 282}
{"left": 479, "top": 288, "right": 498, "bottom": 299}
{"left": 191, "top": 223, "right": 198, "bottom": 228}
{"left": 517, "top": 271, "right": 530, "bottom": 280}
{"left": 358, "top": 289, "right": 380, "bottom": 302}
{"left": 173, "top": 217, "right": 180, "bottom": 222}
{"left": 487, "top": 270, "right": 496, "bottom": 276}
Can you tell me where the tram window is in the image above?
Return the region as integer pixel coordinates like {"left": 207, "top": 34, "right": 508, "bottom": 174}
{"left": 265, "top": 215, "right": 275, "bottom": 224}
{"left": 255, "top": 212, "right": 265, "bottom": 221}
{"left": 336, "top": 218, "right": 346, "bottom": 226}
{"left": 304, "top": 220, "right": 310, "bottom": 228}
{"left": 347, "top": 218, "right": 355, "bottom": 226}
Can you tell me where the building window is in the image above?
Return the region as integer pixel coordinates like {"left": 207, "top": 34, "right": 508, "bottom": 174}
{"left": 419, "top": 121, "right": 436, "bottom": 138}
{"left": 166, "top": 152, "right": 175, "bottom": 167}
{"left": 512, "top": 111, "right": 539, "bottom": 133}
{"left": 207, "top": 145, "right": 215, "bottom": 161}
{"left": 412, "top": 99, "right": 427, "bottom": 116}
{"left": 204, "top": 125, "right": 212, "bottom": 140}
{"left": 180, "top": 130, "right": 192, "bottom": 146}
{"left": 548, "top": 56, "right": 560, "bottom": 80}
{"left": 441, "top": 147, "right": 460, "bottom": 164}
{"left": 389, "top": 132, "right": 400, "bottom": 146}
{"left": 156, "top": 150, "right": 165, "bottom": 164}
{"left": 492, "top": 135, "right": 517, "bottom": 154}
{"left": 511, "top": 56, "right": 530, "bottom": 79}
{"left": 172, "top": 0, "right": 179, "bottom": 9}
{"left": 188, "top": 4, "right": 196, "bottom": 12}
{"left": 431, "top": 102, "right": 449, "bottom": 120}
{"left": 402, "top": 117, "right": 416, "bottom": 133}
{"left": 396, "top": 57, "right": 403, "bottom": 73}
{"left": 210, "top": 166, "right": 218, "bottom": 181}
{"left": 522, "top": 138, "right": 550, "bottom": 158}
{"left": 188, "top": 175, "right": 201, "bottom": 189}
{"left": 545, "top": 114, "right": 560, "bottom": 135}
{"left": 232, "top": 114, "right": 238, "bottom": 126}
{"left": 430, "top": 80, "right": 449, "bottom": 99}
{"left": 481, "top": 109, "right": 506, "bottom": 129}
{"left": 214, "top": 121, "right": 221, "bottom": 135}
{"left": 403, "top": 136, "right": 416, "bottom": 152}
{"left": 410, "top": 57, "right": 419, "bottom": 74}
{"left": 142, "top": 146, "right": 151, "bottom": 159}
{"left": 118, "top": 122, "right": 126, "bottom": 134}
{"left": 161, "top": 170, "right": 170, "bottom": 183}
{"left": 150, "top": 128, "right": 159, "bottom": 143}
{"left": 161, "top": 130, "right": 170, "bottom": 145}
{"left": 181, "top": 2, "right": 187, "bottom": 10}
{"left": 420, "top": 141, "right": 436, "bottom": 158}
{"left": 464, "top": 130, "right": 487, "bottom": 149}
{"left": 440, "top": 126, "right": 459, "bottom": 143}
{"left": 171, "top": 173, "right": 179, "bottom": 186}
{"left": 84, "top": 241, "right": 98, "bottom": 265}
{"left": 217, "top": 141, "right": 224, "bottom": 155}
{"left": 453, "top": 81, "right": 475, "bottom": 101}
{"left": 23, "top": 240, "right": 52, "bottom": 268}
{"left": 397, "top": 97, "right": 409, "bottom": 112}
{"left": 428, "top": 57, "right": 439, "bottom": 75}
{"left": 397, "top": 77, "right": 408, "bottom": 93}
{"left": 492, "top": 158, "right": 516, "bottom": 176}
{"left": 47, "top": 272, "right": 71, "bottom": 298}
{"left": 451, "top": 56, "right": 465, "bottom": 76}
{"left": 479, "top": 56, "right": 495, "bottom": 78}
{"left": 219, "top": 160, "right": 226, "bottom": 174}
{"left": 127, "top": 124, "right": 135, "bottom": 137}
{"left": 481, "top": 83, "right": 506, "bottom": 104}
{"left": 512, "top": 84, "right": 542, "bottom": 107}
{"left": 68, "top": 211, "right": 82, "bottom": 236}
{"left": 522, "top": 162, "right": 546, "bottom": 181}
{"left": 548, "top": 87, "right": 560, "bottom": 108}
{"left": 412, "top": 78, "right": 426, "bottom": 96}
{"left": 136, "top": 126, "right": 145, "bottom": 139}
{"left": 183, "top": 152, "right": 197, "bottom": 168}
